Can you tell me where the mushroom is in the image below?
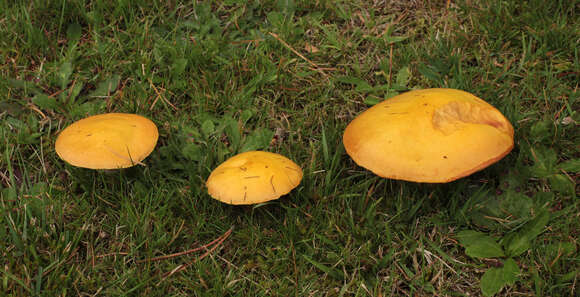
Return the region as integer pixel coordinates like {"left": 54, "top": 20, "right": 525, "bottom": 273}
{"left": 55, "top": 113, "right": 159, "bottom": 169}
{"left": 343, "top": 88, "right": 514, "bottom": 183}
{"left": 206, "top": 151, "right": 303, "bottom": 205}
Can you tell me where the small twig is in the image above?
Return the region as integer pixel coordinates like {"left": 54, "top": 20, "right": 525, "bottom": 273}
{"left": 47, "top": 88, "right": 66, "bottom": 98}
{"left": 157, "top": 227, "right": 233, "bottom": 285}
{"left": 268, "top": 32, "right": 327, "bottom": 76}
{"left": 148, "top": 78, "right": 178, "bottom": 111}
{"left": 549, "top": 246, "right": 563, "bottom": 267}
{"left": 417, "top": 248, "right": 460, "bottom": 274}
{"left": 0, "top": 170, "right": 11, "bottom": 187}
{"left": 139, "top": 227, "right": 232, "bottom": 263}
{"left": 291, "top": 241, "right": 298, "bottom": 297}
{"left": 483, "top": 215, "right": 512, "bottom": 223}
{"left": 230, "top": 39, "right": 263, "bottom": 45}
{"left": 149, "top": 95, "right": 161, "bottom": 111}
{"left": 96, "top": 252, "right": 129, "bottom": 258}
{"left": 66, "top": 78, "right": 78, "bottom": 104}
{"left": 167, "top": 219, "right": 185, "bottom": 247}
{"left": 27, "top": 103, "right": 47, "bottom": 120}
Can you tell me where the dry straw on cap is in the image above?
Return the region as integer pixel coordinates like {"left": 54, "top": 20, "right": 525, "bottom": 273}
{"left": 55, "top": 113, "right": 159, "bottom": 169}
{"left": 206, "top": 151, "right": 303, "bottom": 205}
{"left": 343, "top": 88, "right": 514, "bottom": 183}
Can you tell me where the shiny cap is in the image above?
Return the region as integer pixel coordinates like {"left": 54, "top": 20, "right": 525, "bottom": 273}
{"left": 343, "top": 88, "right": 514, "bottom": 183}
{"left": 55, "top": 113, "right": 159, "bottom": 169}
{"left": 206, "top": 151, "right": 303, "bottom": 205}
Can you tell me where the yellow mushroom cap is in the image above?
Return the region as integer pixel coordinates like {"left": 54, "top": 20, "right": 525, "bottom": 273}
{"left": 206, "top": 151, "right": 303, "bottom": 205}
{"left": 55, "top": 113, "right": 159, "bottom": 169}
{"left": 343, "top": 88, "right": 514, "bottom": 183}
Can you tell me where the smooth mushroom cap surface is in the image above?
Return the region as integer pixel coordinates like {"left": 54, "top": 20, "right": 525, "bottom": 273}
{"left": 55, "top": 113, "right": 159, "bottom": 169}
{"left": 343, "top": 88, "right": 514, "bottom": 183}
{"left": 206, "top": 151, "right": 303, "bottom": 205}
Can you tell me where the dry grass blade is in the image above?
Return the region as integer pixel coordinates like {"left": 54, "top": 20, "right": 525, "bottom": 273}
{"left": 268, "top": 32, "right": 327, "bottom": 77}
{"left": 140, "top": 227, "right": 233, "bottom": 264}
{"left": 148, "top": 78, "right": 178, "bottom": 111}
{"left": 156, "top": 227, "right": 234, "bottom": 285}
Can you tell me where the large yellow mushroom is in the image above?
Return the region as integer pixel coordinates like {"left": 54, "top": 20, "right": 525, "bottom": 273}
{"left": 206, "top": 151, "right": 303, "bottom": 205}
{"left": 343, "top": 88, "right": 514, "bottom": 183}
{"left": 55, "top": 113, "right": 159, "bottom": 169}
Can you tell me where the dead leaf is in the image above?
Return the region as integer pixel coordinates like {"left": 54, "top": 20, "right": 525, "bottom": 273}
{"left": 304, "top": 43, "right": 319, "bottom": 53}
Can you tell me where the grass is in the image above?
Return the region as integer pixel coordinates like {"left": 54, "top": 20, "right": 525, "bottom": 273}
{"left": 1, "top": 0, "right": 578, "bottom": 296}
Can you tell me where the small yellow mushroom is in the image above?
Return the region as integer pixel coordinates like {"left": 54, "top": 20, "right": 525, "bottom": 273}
{"left": 206, "top": 151, "right": 303, "bottom": 205}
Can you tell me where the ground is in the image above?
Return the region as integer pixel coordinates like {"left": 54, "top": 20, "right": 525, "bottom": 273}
{"left": 0, "top": 0, "right": 578, "bottom": 296}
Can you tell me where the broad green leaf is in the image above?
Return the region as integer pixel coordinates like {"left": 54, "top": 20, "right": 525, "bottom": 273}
{"left": 465, "top": 239, "right": 505, "bottom": 259}
{"left": 17, "top": 132, "right": 41, "bottom": 144}
{"left": 502, "top": 258, "right": 519, "bottom": 285}
{"left": 529, "top": 120, "right": 551, "bottom": 142}
{"left": 395, "top": 66, "right": 411, "bottom": 87}
{"left": 481, "top": 258, "right": 519, "bottom": 297}
{"left": 500, "top": 192, "right": 533, "bottom": 219}
{"left": 2, "top": 187, "right": 17, "bottom": 200}
{"left": 533, "top": 191, "right": 554, "bottom": 206}
{"left": 171, "top": 58, "right": 187, "bottom": 77}
{"left": 30, "top": 182, "right": 47, "bottom": 195}
{"left": 303, "top": 255, "right": 344, "bottom": 280}
{"left": 70, "top": 101, "right": 107, "bottom": 118}
{"left": 418, "top": 64, "right": 442, "bottom": 84}
{"left": 181, "top": 126, "right": 200, "bottom": 141}
{"left": 355, "top": 84, "right": 375, "bottom": 93}
{"left": 276, "top": 0, "right": 296, "bottom": 15}
{"left": 335, "top": 76, "right": 372, "bottom": 90}
{"left": 241, "top": 109, "right": 254, "bottom": 125}
{"left": 502, "top": 232, "right": 531, "bottom": 257}
{"left": 182, "top": 143, "right": 202, "bottom": 161}
{"left": 456, "top": 230, "right": 487, "bottom": 245}
{"left": 521, "top": 208, "right": 550, "bottom": 239}
{"left": 557, "top": 242, "right": 576, "bottom": 256}
{"left": 241, "top": 128, "right": 274, "bottom": 152}
{"left": 7, "top": 78, "right": 42, "bottom": 94}
{"left": 61, "top": 81, "right": 84, "bottom": 104}
{"left": 559, "top": 270, "right": 578, "bottom": 282}
{"left": 384, "top": 89, "right": 399, "bottom": 99}
{"left": 529, "top": 147, "right": 557, "bottom": 178}
{"left": 0, "top": 102, "right": 22, "bottom": 116}
{"left": 201, "top": 119, "right": 215, "bottom": 137}
{"left": 363, "top": 97, "right": 381, "bottom": 106}
{"left": 266, "top": 11, "right": 285, "bottom": 29}
{"left": 502, "top": 209, "right": 549, "bottom": 257}
{"left": 548, "top": 174, "right": 575, "bottom": 195}
{"left": 88, "top": 75, "right": 121, "bottom": 98}
{"left": 223, "top": 117, "right": 240, "bottom": 149}
{"left": 481, "top": 267, "right": 504, "bottom": 297}
{"left": 559, "top": 158, "right": 580, "bottom": 172}
{"left": 58, "top": 62, "right": 73, "bottom": 89}
{"left": 66, "top": 23, "right": 82, "bottom": 42}
{"left": 32, "top": 94, "right": 57, "bottom": 110}
{"left": 456, "top": 230, "right": 505, "bottom": 259}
